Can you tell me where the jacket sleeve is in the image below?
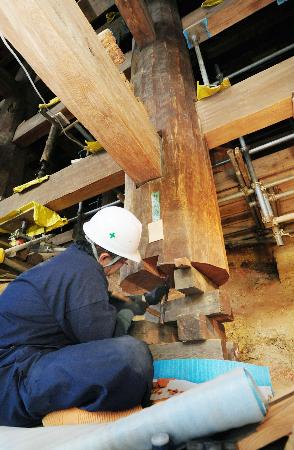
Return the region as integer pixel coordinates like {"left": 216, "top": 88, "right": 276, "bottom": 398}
{"left": 62, "top": 265, "right": 117, "bottom": 343}
{"left": 65, "top": 301, "right": 117, "bottom": 343}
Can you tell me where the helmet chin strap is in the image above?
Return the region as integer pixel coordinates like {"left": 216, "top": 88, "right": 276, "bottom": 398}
{"left": 85, "top": 235, "right": 122, "bottom": 267}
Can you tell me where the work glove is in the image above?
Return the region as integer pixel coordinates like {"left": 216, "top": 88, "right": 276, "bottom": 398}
{"left": 113, "top": 309, "right": 134, "bottom": 337}
{"left": 144, "top": 283, "right": 169, "bottom": 305}
{"left": 126, "top": 283, "right": 169, "bottom": 313}
{"left": 110, "top": 283, "right": 169, "bottom": 317}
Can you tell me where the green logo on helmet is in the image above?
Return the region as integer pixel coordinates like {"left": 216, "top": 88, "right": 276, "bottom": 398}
{"left": 109, "top": 232, "right": 116, "bottom": 239}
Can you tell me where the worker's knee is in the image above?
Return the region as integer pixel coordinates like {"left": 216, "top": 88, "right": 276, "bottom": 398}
{"left": 115, "top": 335, "right": 153, "bottom": 378}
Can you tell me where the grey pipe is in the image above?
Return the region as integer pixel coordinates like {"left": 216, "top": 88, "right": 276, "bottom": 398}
{"left": 249, "top": 132, "right": 294, "bottom": 155}
{"left": 73, "top": 122, "right": 94, "bottom": 142}
{"left": 240, "top": 137, "right": 284, "bottom": 245}
{"left": 240, "top": 141, "right": 272, "bottom": 222}
{"left": 67, "top": 200, "right": 122, "bottom": 224}
{"left": 227, "top": 149, "right": 262, "bottom": 231}
{"left": 212, "top": 133, "right": 294, "bottom": 169}
{"left": 58, "top": 368, "right": 267, "bottom": 450}
{"left": 226, "top": 43, "right": 294, "bottom": 81}
{"left": 5, "top": 234, "right": 52, "bottom": 256}
{"left": 218, "top": 174, "right": 294, "bottom": 204}
{"left": 275, "top": 212, "right": 294, "bottom": 224}
{"left": 192, "top": 34, "right": 210, "bottom": 85}
{"left": 249, "top": 188, "right": 294, "bottom": 206}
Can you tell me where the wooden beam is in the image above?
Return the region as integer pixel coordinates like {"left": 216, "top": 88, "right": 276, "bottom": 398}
{"left": 174, "top": 266, "right": 216, "bottom": 295}
{"left": 164, "top": 291, "right": 232, "bottom": 323}
{"left": 182, "top": 0, "right": 275, "bottom": 43}
{"left": 0, "top": 152, "right": 124, "bottom": 216}
{"left": 149, "top": 339, "right": 226, "bottom": 360}
{"left": 237, "top": 394, "right": 294, "bottom": 450}
{"left": 114, "top": 0, "right": 155, "bottom": 48}
{"left": 177, "top": 313, "right": 217, "bottom": 342}
{"left": 78, "top": 0, "right": 113, "bottom": 23}
{"left": 0, "top": 0, "right": 161, "bottom": 185}
{"left": 197, "top": 58, "right": 294, "bottom": 149}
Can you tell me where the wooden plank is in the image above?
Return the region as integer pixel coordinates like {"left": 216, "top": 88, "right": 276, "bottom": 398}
{"left": 177, "top": 313, "right": 217, "bottom": 342}
{"left": 129, "top": 320, "right": 178, "bottom": 345}
{"left": 197, "top": 58, "right": 294, "bottom": 149}
{"left": 0, "top": 0, "right": 161, "bottom": 185}
{"left": 174, "top": 266, "right": 216, "bottom": 295}
{"left": 149, "top": 339, "right": 226, "bottom": 360}
{"left": 0, "top": 152, "right": 124, "bottom": 216}
{"left": 164, "top": 290, "right": 232, "bottom": 323}
{"left": 121, "top": 0, "right": 229, "bottom": 291}
{"left": 115, "top": 0, "right": 155, "bottom": 48}
{"left": 78, "top": 0, "right": 113, "bottom": 23}
{"left": 182, "top": 0, "right": 275, "bottom": 43}
{"left": 238, "top": 395, "right": 294, "bottom": 450}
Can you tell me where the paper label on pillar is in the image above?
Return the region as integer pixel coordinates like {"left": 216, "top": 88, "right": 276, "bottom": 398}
{"left": 151, "top": 191, "right": 160, "bottom": 222}
{"left": 148, "top": 219, "right": 164, "bottom": 243}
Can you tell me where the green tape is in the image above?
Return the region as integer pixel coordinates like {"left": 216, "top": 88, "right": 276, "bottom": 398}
{"left": 151, "top": 191, "right": 160, "bottom": 222}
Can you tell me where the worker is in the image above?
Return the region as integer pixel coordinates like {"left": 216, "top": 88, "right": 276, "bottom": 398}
{"left": 0, "top": 206, "right": 168, "bottom": 427}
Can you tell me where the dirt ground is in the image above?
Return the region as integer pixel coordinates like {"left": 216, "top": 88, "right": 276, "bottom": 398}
{"left": 224, "top": 246, "right": 294, "bottom": 396}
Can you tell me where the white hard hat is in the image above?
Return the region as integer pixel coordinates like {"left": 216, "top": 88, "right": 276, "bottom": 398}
{"left": 83, "top": 206, "right": 142, "bottom": 263}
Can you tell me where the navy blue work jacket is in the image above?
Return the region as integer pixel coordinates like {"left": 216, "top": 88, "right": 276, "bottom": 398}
{"left": 0, "top": 244, "right": 118, "bottom": 425}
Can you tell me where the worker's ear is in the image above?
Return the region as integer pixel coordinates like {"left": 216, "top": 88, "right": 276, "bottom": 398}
{"left": 98, "top": 252, "right": 112, "bottom": 267}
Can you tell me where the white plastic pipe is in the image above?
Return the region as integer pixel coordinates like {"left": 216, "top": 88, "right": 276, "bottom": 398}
{"left": 59, "top": 368, "right": 267, "bottom": 450}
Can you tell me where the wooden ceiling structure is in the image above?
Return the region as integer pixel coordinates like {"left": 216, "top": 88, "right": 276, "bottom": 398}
{"left": 0, "top": 0, "right": 293, "bottom": 248}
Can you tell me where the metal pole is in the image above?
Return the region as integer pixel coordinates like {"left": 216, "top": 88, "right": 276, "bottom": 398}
{"left": 212, "top": 133, "right": 294, "bottom": 169}
{"left": 191, "top": 34, "right": 210, "bottom": 86}
{"left": 5, "top": 234, "right": 52, "bottom": 256}
{"left": 249, "top": 132, "right": 294, "bottom": 155}
{"left": 218, "top": 174, "right": 294, "bottom": 204}
{"left": 239, "top": 137, "right": 284, "bottom": 245}
{"left": 73, "top": 123, "right": 94, "bottom": 142}
{"left": 249, "top": 189, "right": 294, "bottom": 206}
{"left": 67, "top": 200, "right": 122, "bottom": 224}
{"left": 227, "top": 148, "right": 262, "bottom": 231}
{"left": 275, "top": 212, "right": 294, "bottom": 224}
{"left": 226, "top": 43, "right": 294, "bottom": 81}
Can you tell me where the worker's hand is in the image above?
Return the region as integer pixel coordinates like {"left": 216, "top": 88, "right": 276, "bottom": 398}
{"left": 125, "top": 295, "right": 148, "bottom": 315}
{"left": 113, "top": 309, "right": 134, "bottom": 337}
{"left": 144, "top": 284, "right": 169, "bottom": 306}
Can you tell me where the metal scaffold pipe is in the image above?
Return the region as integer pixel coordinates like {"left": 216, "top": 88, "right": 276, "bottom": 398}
{"left": 212, "top": 132, "right": 294, "bottom": 169}
{"left": 275, "top": 212, "right": 294, "bottom": 224}
{"left": 225, "top": 43, "right": 294, "bottom": 81}
{"left": 218, "top": 174, "right": 294, "bottom": 204}
{"left": 239, "top": 137, "right": 284, "bottom": 245}
{"left": 192, "top": 34, "right": 210, "bottom": 86}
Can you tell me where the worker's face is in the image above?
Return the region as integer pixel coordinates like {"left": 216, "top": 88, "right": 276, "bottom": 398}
{"left": 98, "top": 253, "right": 127, "bottom": 276}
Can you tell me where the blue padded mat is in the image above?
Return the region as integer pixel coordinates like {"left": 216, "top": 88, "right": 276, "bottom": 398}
{"left": 154, "top": 359, "right": 272, "bottom": 388}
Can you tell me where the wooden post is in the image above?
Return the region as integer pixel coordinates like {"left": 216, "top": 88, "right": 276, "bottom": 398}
{"left": 0, "top": 0, "right": 161, "bottom": 185}
{"left": 121, "top": 0, "right": 229, "bottom": 292}
{"left": 115, "top": 0, "right": 156, "bottom": 48}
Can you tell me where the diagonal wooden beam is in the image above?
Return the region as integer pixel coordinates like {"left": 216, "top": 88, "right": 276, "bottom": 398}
{"left": 114, "top": 0, "right": 155, "bottom": 48}
{"left": 0, "top": 152, "right": 124, "bottom": 217}
{"left": 196, "top": 57, "right": 294, "bottom": 149}
{"left": 182, "top": 0, "right": 275, "bottom": 42}
{"left": 0, "top": 0, "right": 161, "bottom": 185}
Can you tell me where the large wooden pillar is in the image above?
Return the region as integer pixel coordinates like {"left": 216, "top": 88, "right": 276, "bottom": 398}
{"left": 121, "top": 0, "right": 228, "bottom": 293}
